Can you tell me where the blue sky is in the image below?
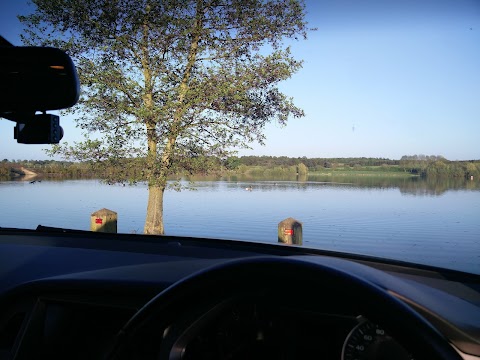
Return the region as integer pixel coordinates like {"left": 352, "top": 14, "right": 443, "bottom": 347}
{"left": 1, "top": 0, "right": 479, "bottom": 161}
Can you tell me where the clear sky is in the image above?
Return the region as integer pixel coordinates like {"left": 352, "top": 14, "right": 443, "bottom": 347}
{"left": 1, "top": 0, "right": 479, "bottom": 161}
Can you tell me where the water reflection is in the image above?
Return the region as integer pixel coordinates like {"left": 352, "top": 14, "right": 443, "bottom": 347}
{"left": 4, "top": 172, "right": 480, "bottom": 196}
{"left": 181, "top": 174, "right": 480, "bottom": 196}
{"left": 398, "top": 176, "right": 480, "bottom": 196}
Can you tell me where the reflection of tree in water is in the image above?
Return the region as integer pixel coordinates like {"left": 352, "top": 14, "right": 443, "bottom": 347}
{"left": 308, "top": 175, "right": 480, "bottom": 196}
{"left": 399, "top": 177, "right": 480, "bottom": 196}
{"left": 309, "top": 175, "right": 414, "bottom": 191}
{"left": 178, "top": 173, "right": 480, "bottom": 196}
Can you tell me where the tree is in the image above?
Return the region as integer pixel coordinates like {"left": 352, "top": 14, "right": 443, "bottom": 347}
{"left": 297, "top": 162, "right": 308, "bottom": 175}
{"left": 20, "top": 0, "right": 310, "bottom": 234}
{"left": 465, "top": 162, "right": 479, "bottom": 178}
{"left": 224, "top": 156, "right": 240, "bottom": 170}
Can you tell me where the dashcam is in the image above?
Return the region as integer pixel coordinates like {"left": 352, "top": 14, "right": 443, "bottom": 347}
{"left": 14, "top": 114, "right": 64, "bottom": 144}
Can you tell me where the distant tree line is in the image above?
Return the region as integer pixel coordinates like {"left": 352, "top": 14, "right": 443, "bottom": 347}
{"left": 1, "top": 155, "right": 479, "bottom": 180}
{"left": 231, "top": 156, "right": 398, "bottom": 170}
{"left": 1, "top": 159, "right": 95, "bottom": 179}
{"left": 399, "top": 155, "right": 480, "bottom": 178}
{"left": 0, "top": 157, "right": 219, "bottom": 182}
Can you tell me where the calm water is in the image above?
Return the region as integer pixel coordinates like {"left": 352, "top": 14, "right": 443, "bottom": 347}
{"left": 1, "top": 178, "right": 479, "bottom": 274}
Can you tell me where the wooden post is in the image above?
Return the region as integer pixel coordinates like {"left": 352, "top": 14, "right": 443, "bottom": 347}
{"left": 278, "top": 217, "right": 302, "bottom": 245}
{"left": 91, "top": 208, "right": 117, "bottom": 233}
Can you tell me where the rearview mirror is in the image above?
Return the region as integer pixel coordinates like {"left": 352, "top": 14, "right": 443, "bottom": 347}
{"left": 0, "top": 46, "right": 80, "bottom": 113}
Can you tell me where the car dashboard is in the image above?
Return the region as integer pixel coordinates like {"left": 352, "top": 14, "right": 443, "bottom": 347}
{"left": 1, "top": 228, "right": 480, "bottom": 360}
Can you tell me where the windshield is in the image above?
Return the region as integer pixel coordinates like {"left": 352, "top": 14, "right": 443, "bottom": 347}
{"left": 0, "top": 0, "right": 479, "bottom": 275}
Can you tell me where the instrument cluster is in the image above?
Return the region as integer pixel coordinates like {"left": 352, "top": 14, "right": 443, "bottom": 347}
{"left": 162, "top": 296, "right": 412, "bottom": 359}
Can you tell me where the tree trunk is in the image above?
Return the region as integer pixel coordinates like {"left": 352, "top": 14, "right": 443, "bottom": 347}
{"left": 144, "top": 184, "right": 165, "bottom": 234}
{"left": 142, "top": 5, "right": 202, "bottom": 235}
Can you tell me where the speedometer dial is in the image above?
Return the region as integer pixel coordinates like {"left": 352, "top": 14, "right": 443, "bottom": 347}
{"left": 342, "top": 318, "right": 413, "bottom": 360}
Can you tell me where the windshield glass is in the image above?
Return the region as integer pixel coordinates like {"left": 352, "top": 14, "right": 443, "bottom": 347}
{"left": 0, "top": 0, "right": 479, "bottom": 275}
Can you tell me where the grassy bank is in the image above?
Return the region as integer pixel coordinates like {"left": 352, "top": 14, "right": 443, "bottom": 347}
{"left": 232, "top": 164, "right": 414, "bottom": 178}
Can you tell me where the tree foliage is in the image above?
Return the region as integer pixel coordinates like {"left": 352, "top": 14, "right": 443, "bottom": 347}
{"left": 19, "top": 0, "right": 310, "bottom": 234}
{"left": 400, "top": 154, "right": 480, "bottom": 178}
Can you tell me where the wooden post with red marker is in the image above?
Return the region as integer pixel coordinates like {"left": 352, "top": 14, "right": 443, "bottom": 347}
{"left": 91, "top": 208, "right": 117, "bottom": 233}
{"left": 278, "top": 217, "right": 302, "bottom": 245}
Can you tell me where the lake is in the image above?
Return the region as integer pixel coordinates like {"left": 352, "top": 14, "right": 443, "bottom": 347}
{"left": 1, "top": 177, "right": 479, "bottom": 275}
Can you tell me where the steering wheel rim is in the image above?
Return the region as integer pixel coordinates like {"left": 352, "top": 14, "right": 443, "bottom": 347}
{"left": 108, "top": 256, "right": 463, "bottom": 360}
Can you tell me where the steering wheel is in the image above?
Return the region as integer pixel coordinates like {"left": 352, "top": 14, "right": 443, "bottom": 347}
{"left": 108, "top": 256, "right": 463, "bottom": 360}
